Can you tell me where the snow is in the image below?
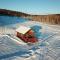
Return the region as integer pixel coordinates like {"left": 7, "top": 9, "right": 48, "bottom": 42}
{"left": 0, "top": 15, "right": 60, "bottom": 60}
{"left": 16, "top": 26, "right": 31, "bottom": 34}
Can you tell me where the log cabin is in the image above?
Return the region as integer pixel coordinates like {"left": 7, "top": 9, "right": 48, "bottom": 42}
{"left": 16, "top": 26, "right": 38, "bottom": 43}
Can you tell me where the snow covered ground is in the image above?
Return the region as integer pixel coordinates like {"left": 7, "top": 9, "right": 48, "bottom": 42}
{"left": 0, "top": 15, "right": 60, "bottom": 60}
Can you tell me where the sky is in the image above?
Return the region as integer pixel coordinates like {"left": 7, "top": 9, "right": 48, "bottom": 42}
{"left": 0, "top": 0, "right": 60, "bottom": 15}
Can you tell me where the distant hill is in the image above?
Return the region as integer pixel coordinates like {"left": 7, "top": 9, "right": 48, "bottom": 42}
{"left": 0, "top": 9, "right": 30, "bottom": 17}
{"left": 0, "top": 9, "right": 60, "bottom": 24}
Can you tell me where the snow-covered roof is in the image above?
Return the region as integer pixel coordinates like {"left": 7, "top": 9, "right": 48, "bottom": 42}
{"left": 16, "top": 26, "right": 31, "bottom": 34}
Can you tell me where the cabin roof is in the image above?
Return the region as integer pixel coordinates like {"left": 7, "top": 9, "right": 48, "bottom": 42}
{"left": 16, "top": 26, "right": 31, "bottom": 34}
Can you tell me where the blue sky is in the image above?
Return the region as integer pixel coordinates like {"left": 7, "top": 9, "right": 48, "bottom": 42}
{"left": 0, "top": 0, "right": 60, "bottom": 15}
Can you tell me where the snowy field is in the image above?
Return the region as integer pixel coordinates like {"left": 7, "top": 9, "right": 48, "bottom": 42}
{"left": 0, "top": 15, "right": 60, "bottom": 60}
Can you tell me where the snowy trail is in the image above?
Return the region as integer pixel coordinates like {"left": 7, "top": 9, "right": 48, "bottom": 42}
{"left": 0, "top": 20, "right": 60, "bottom": 60}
